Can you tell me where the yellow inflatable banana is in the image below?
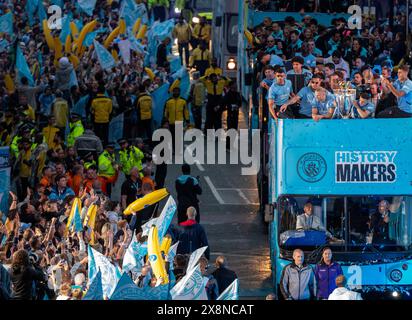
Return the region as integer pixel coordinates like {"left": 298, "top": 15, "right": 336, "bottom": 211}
{"left": 65, "top": 35, "right": 72, "bottom": 54}
{"left": 76, "top": 20, "right": 97, "bottom": 55}
{"left": 84, "top": 204, "right": 98, "bottom": 228}
{"left": 4, "top": 74, "right": 15, "bottom": 93}
{"left": 169, "top": 78, "right": 180, "bottom": 93}
{"left": 104, "top": 26, "right": 120, "bottom": 48}
{"left": 160, "top": 235, "right": 172, "bottom": 255}
{"left": 42, "top": 20, "right": 55, "bottom": 51}
{"left": 119, "top": 19, "right": 126, "bottom": 35}
{"left": 111, "top": 49, "right": 119, "bottom": 62}
{"left": 70, "top": 22, "right": 79, "bottom": 42}
{"left": 123, "top": 188, "right": 169, "bottom": 215}
{"left": 54, "top": 37, "right": 63, "bottom": 60}
{"left": 244, "top": 29, "right": 254, "bottom": 45}
{"left": 148, "top": 225, "right": 169, "bottom": 284}
{"left": 136, "top": 24, "right": 147, "bottom": 39}
{"left": 132, "top": 18, "right": 141, "bottom": 36}
{"left": 144, "top": 67, "right": 155, "bottom": 81}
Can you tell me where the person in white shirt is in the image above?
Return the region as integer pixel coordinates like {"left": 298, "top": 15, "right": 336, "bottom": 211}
{"left": 328, "top": 275, "right": 363, "bottom": 300}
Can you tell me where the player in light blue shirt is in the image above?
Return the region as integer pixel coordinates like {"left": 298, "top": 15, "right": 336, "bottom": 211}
{"left": 279, "top": 74, "right": 326, "bottom": 118}
{"left": 312, "top": 88, "right": 336, "bottom": 121}
{"left": 268, "top": 67, "right": 293, "bottom": 119}
{"left": 352, "top": 93, "right": 375, "bottom": 119}
{"left": 376, "top": 65, "right": 412, "bottom": 118}
{"left": 286, "top": 56, "right": 313, "bottom": 87}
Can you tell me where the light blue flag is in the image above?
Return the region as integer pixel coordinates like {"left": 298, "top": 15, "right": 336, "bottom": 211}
{"left": 108, "top": 113, "right": 124, "bottom": 147}
{"left": 136, "top": 3, "right": 149, "bottom": 25}
{"left": 151, "top": 83, "right": 170, "bottom": 129}
{"left": 217, "top": 279, "right": 239, "bottom": 300}
{"left": 110, "top": 272, "right": 169, "bottom": 300}
{"left": 87, "top": 245, "right": 97, "bottom": 286}
{"left": 170, "top": 56, "right": 181, "bottom": 74}
{"left": 25, "top": 0, "right": 38, "bottom": 27}
{"left": 51, "top": 0, "right": 64, "bottom": 8}
{"left": 78, "top": 0, "right": 97, "bottom": 16}
{"left": 16, "top": 46, "right": 34, "bottom": 86}
{"left": 73, "top": 95, "right": 89, "bottom": 118}
{"left": 59, "top": 15, "right": 71, "bottom": 44}
{"left": 90, "top": 247, "right": 121, "bottom": 298}
{"left": 93, "top": 40, "right": 115, "bottom": 70}
{"left": 186, "top": 246, "right": 208, "bottom": 273}
{"left": 69, "top": 69, "right": 78, "bottom": 88}
{"left": 37, "top": 0, "right": 47, "bottom": 28}
{"left": 170, "top": 264, "right": 208, "bottom": 300}
{"left": 120, "top": 0, "right": 138, "bottom": 31}
{"left": 69, "top": 200, "right": 83, "bottom": 232}
{"left": 83, "top": 31, "right": 97, "bottom": 47}
{"left": 0, "top": 12, "right": 13, "bottom": 35}
{"left": 122, "top": 233, "right": 146, "bottom": 273}
{"left": 83, "top": 270, "right": 104, "bottom": 300}
{"left": 156, "top": 196, "right": 177, "bottom": 241}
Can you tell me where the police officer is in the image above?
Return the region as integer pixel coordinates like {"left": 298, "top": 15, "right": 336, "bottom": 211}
{"left": 189, "top": 40, "right": 212, "bottom": 77}
{"left": 118, "top": 138, "right": 144, "bottom": 179}
{"left": 135, "top": 85, "right": 153, "bottom": 143}
{"left": 67, "top": 113, "right": 84, "bottom": 148}
{"left": 98, "top": 143, "right": 118, "bottom": 197}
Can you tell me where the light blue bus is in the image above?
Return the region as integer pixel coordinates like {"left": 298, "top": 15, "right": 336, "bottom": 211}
{"left": 266, "top": 118, "right": 412, "bottom": 299}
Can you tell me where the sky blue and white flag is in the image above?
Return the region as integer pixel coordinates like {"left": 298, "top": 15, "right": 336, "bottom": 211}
{"left": 68, "top": 199, "right": 83, "bottom": 232}
{"left": 72, "top": 95, "right": 89, "bottom": 118}
{"left": 170, "top": 56, "right": 181, "bottom": 74}
{"left": 108, "top": 113, "right": 124, "bottom": 148}
{"left": 69, "top": 69, "right": 78, "bottom": 87}
{"left": 141, "top": 196, "right": 176, "bottom": 240}
{"left": 186, "top": 246, "right": 208, "bottom": 273}
{"left": 118, "top": 39, "right": 131, "bottom": 64}
{"left": 78, "top": 0, "right": 96, "bottom": 16}
{"left": 110, "top": 272, "right": 169, "bottom": 300}
{"left": 16, "top": 46, "right": 34, "bottom": 86}
{"left": 90, "top": 247, "right": 120, "bottom": 298}
{"left": 59, "top": 14, "right": 71, "bottom": 44}
{"left": 51, "top": 0, "right": 64, "bottom": 8}
{"left": 83, "top": 31, "right": 97, "bottom": 47}
{"left": 25, "top": 0, "right": 38, "bottom": 27}
{"left": 129, "top": 38, "right": 147, "bottom": 55}
{"left": 120, "top": 0, "right": 138, "bottom": 32}
{"left": 151, "top": 83, "right": 170, "bottom": 129}
{"left": 122, "top": 233, "right": 147, "bottom": 273}
{"left": 83, "top": 270, "right": 104, "bottom": 300}
{"left": 136, "top": 3, "right": 149, "bottom": 25}
{"left": 37, "top": 0, "right": 47, "bottom": 27}
{"left": 170, "top": 264, "right": 208, "bottom": 300}
{"left": 93, "top": 40, "right": 115, "bottom": 70}
{"left": 167, "top": 242, "right": 179, "bottom": 270}
{"left": 217, "top": 279, "right": 239, "bottom": 300}
{"left": 87, "top": 245, "right": 97, "bottom": 286}
{"left": 0, "top": 12, "right": 13, "bottom": 35}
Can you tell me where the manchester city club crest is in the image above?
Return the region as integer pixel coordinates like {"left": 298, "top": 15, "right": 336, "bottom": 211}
{"left": 297, "top": 153, "right": 327, "bottom": 183}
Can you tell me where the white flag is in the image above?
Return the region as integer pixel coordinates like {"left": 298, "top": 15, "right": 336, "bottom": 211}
{"left": 170, "top": 264, "right": 208, "bottom": 300}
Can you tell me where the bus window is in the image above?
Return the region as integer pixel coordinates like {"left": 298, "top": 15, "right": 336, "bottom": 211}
{"left": 226, "top": 14, "right": 238, "bottom": 54}
{"left": 194, "top": 0, "right": 212, "bottom": 12}
{"left": 278, "top": 196, "right": 412, "bottom": 253}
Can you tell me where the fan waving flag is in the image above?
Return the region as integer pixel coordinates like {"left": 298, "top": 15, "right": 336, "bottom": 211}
{"left": 0, "top": 12, "right": 13, "bottom": 35}
{"left": 16, "top": 46, "right": 34, "bottom": 86}
{"left": 217, "top": 279, "right": 239, "bottom": 300}
{"left": 93, "top": 40, "right": 115, "bottom": 70}
{"left": 170, "top": 264, "right": 208, "bottom": 300}
{"left": 186, "top": 246, "right": 208, "bottom": 273}
{"left": 122, "top": 232, "right": 147, "bottom": 273}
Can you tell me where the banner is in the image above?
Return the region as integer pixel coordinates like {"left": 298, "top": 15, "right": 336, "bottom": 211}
{"left": 170, "top": 265, "right": 208, "bottom": 300}
{"left": 16, "top": 46, "right": 34, "bottom": 86}
{"left": 89, "top": 247, "right": 121, "bottom": 298}
{"left": 110, "top": 272, "right": 169, "bottom": 300}
{"left": 93, "top": 40, "right": 116, "bottom": 70}
{"left": 83, "top": 270, "right": 104, "bottom": 300}
{"left": 0, "top": 147, "right": 10, "bottom": 222}
{"left": 151, "top": 83, "right": 170, "bottom": 129}
{"left": 186, "top": 246, "right": 208, "bottom": 273}
{"left": 0, "top": 12, "right": 13, "bottom": 35}
{"left": 217, "top": 279, "right": 239, "bottom": 300}
{"left": 108, "top": 113, "right": 124, "bottom": 147}
{"left": 78, "top": 0, "right": 97, "bottom": 16}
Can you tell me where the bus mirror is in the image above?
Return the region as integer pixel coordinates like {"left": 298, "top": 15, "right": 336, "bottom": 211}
{"left": 245, "top": 73, "right": 252, "bottom": 86}
{"left": 215, "top": 16, "right": 222, "bottom": 27}
{"left": 264, "top": 203, "right": 275, "bottom": 222}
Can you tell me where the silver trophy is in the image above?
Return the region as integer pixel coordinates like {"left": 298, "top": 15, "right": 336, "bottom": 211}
{"left": 333, "top": 82, "right": 357, "bottom": 119}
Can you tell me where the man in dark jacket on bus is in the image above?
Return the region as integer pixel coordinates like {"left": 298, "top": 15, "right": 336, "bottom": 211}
{"left": 177, "top": 207, "right": 210, "bottom": 260}
{"left": 280, "top": 249, "right": 316, "bottom": 300}
{"left": 175, "top": 164, "right": 202, "bottom": 224}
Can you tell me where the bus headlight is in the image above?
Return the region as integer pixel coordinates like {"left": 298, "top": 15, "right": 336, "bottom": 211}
{"left": 192, "top": 17, "right": 200, "bottom": 24}
{"left": 390, "top": 269, "right": 402, "bottom": 282}
{"left": 227, "top": 58, "right": 237, "bottom": 70}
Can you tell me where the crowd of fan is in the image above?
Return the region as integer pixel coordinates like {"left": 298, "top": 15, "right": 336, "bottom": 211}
{"left": 247, "top": 5, "right": 412, "bottom": 120}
